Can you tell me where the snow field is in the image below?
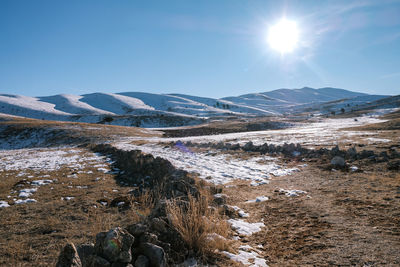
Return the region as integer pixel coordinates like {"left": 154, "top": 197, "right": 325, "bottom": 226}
{"left": 0, "top": 148, "right": 113, "bottom": 208}
{"left": 133, "top": 116, "right": 390, "bottom": 147}
{"left": 114, "top": 142, "right": 300, "bottom": 185}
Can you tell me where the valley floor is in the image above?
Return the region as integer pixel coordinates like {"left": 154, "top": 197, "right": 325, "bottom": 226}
{"left": 0, "top": 114, "right": 399, "bottom": 266}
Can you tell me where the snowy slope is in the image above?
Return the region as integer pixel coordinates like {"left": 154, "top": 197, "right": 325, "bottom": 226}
{"left": 0, "top": 94, "right": 72, "bottom": 120}
{"left": 117, "top": 92, "right": 246, "bottom": 116}
{"left": 169, "top": 93, "right": 277, "bottom": 115}
{"left": 39, "top": 94, "right": 115, "bottom": 115}
{"left": 263, "top": 87, "right": 367, "bottom": 104}
{"left": 222, "top": 87, "right": 369, "bottom": 113}
{"left": 0, "top": 88, "right": 391, "bottom": 127}
{"left": 80, "top": 93, "right": 154, "bottom": 114}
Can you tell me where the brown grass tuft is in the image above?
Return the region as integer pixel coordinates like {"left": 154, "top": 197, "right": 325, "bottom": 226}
{"left": 128, "top": 190, "right": 155, "bottom": 222}
{"left": 165, "top": 188, "right": 232, "bottom": 258}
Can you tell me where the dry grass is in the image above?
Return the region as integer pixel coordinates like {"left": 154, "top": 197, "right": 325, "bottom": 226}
{"left": 0, "top": 148, "right": 154, "bottom": 266}
{"left": 0, "top": 116, "right": 161, "bottom": 148}
{"left": 165, "top": 187, "right": 232, "bottom": 258}
{"left": 127, "top": 190, "right": 155, "bottom": 223}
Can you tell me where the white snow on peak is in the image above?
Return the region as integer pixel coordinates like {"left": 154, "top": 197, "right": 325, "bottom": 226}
{"left": 39, "top": 94, "right": 115, "bottom": 115}
{"left": 0, "top": 94, "right": 72, "bottom": 116}
{"left": 79, "top": 93, "right": 154, "bottom": 114}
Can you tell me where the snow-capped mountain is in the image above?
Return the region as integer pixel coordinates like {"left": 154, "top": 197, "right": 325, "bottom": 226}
{"left": 222, "top": 87, "right": 373, "bottom": 113}
{"left": 0, "top": 87, "right": 392, "bottom": 127}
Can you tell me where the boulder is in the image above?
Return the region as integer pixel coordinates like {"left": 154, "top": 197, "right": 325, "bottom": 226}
{"left": 222, "top": 204, "right": 239, "bottom": 218}
{"left": 95, "top": 227, "right": 135, "bottom": 263}
{"left": 76, "top": 243, "right": 94, "bottom": 267}
{"left": 345, "top": 147, "right": 357, "bottom": 160}
{"left": 231, "top": 144, "right": 241, "bottom": 150}
{"left": 151, "top": 218, "right": 167, "bottom": 233}
{"left": 359, "top": 150, "right": 375, "bottom": 159}
{"left": 56, "top": 242, "right": 82, "bottom": 267}
{"left": 135, "top": 255, "right": 150, "bottom": 267}
{"left": 213, "top": 193, "right": 227, "bottom": 205}
{"left": 111, "top": 263, "right": 133, "bottom": 267}
{"left": 330, "top": 145, "right": 341, "bottom": 157}
{"left": 127, "top": 224, "right": 148, "bottom": 238}
{"left": 90, "top": 256, "right": 110, "bottom": 267}
{"left": 139, "top": 232, "right": 158, "bottom": 244}
{"left": 331, "top": 156, "right": 346, "bottom": 167}
{"left": 243, "top": 141, "right": 255, "bottom": 152}
{"left": 140, "top": 243, "right": 166, "bottom": 267}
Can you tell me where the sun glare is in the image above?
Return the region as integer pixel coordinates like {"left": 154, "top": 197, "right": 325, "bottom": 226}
{"left": 268, "top": 18, "right": 299, "bottom": 54}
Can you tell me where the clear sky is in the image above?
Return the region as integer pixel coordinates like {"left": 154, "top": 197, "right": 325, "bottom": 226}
{"left": 1, "top": 0, "right": 400, "bottom": 98}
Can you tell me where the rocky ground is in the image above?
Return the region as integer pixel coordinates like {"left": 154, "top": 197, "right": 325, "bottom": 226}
{"left": 0, "top": 113, "right": 399, "bottom": 266}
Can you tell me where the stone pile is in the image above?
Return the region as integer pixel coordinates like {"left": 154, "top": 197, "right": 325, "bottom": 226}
{"left": 56, "top": 225, "right": 171, "bottom": 267}
{"left": 89, "top": 144, "right": 199, "bottom": 200}
{"left": 180, "top": 141, "right": 400, "bottom": 164}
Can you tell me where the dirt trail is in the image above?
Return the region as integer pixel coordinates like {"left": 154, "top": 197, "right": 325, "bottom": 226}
{"left": 249, "top": 165, "right": 400, "bottom": 266}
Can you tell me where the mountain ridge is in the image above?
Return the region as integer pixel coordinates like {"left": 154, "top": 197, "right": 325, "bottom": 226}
{"left": 0, "top": 87, "right": 392, "bottom": 127}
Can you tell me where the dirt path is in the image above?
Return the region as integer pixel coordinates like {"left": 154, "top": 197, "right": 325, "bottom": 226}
{"left": 247, "top": 164, "right": 400, "bottom": 266}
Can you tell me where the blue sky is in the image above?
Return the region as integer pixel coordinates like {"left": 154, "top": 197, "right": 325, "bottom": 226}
{"left": 1, "top": 0, "right": 400, "bottom": 98}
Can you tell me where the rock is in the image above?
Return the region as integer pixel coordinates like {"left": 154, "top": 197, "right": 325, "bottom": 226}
{"left": 282, "top": 143, "right": 296, "bottom": 155}
{"left": 268, "top": 144, "right": 276, "bottom": 153}
{"left": 346, "top": 147, "right": 357, "bottom": 159}
{"left": 243, "top": 141, "right": 255, "bottom": 152}
{"left": 359, "top": 150, "right": 375, "bottom": 159}
{"left": 213, "top": 193, "right": 227, "bottom": 205}
{"left": 388, "top": 160, "right": 400, "bottom": 171}
{"left": 139, "top": 232, "right": 158, "bottom": 244}
{"left": 231, "top": 144, "right": 241, "bottom": 150}
{"left": 76, "top": 243, "right": 94, "bottom": 267}
{"left": 216, "top": 141, "right": 225, "bottom": 149}
{"left": 111, "top": 263, "right": 133, "bottom": 267}
{"left": 56, "top": 242, "right": 82, "bottom": 267}
{"left": 135, "top": 255, "right": 150, "bottom": 267}
{"left": 95, "top": 227, "right": 135, "bottom": 263}
{"left": 258, "top": 143, "right": 269, "bottom": 154}
{"left": 140, "top": 243, "right": 167, "bottom": 267}
{"left": 221, "top": 205, "right": 238, "bottom": 218}
{"left": 331, "top": 156, "right": 346, "bottom": 167}
{"left": 151, "top": 218, "right": 167, "bottom": 233}
{"left": 90, "top": 256, "right": 110, "bottom": 267}
{"left": 110, "top": 196, "right": 131, "bottom": 209}
{"left": 127, "top": 224, "right": 148, "bottom": 238}
{"left": 330, "top": 145, "right": 340, "bottom": 156}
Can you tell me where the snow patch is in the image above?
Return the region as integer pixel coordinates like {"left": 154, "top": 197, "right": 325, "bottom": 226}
{"left": 0, "top": 201, "right": 10, "bottom": 208}
{"left": 18, "top": 188, "right": 38, "bottom": 198}
{"left": 246, "top": 196, "right": 269, "bottom": 203}
{"left": 279, "top": 189, "right": 307, "bottom": 197}
{"left": 32, "top": 179, "right": 53, "bottom": 186}
{"left": 228, "top": 219, "right": 264, "bottom": 236}
{"left": 114, "top": 143, "right": 299, "bottom": 185}
{"left": 15, "top": 198, "right": 37, "bottom": 204}
{"left": 223, "top": 249, "right": 267, "bottom": 267}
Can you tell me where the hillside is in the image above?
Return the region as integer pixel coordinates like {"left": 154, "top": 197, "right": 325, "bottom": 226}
{"left": 0, "top": 88, "right": 392, "bottom": 127}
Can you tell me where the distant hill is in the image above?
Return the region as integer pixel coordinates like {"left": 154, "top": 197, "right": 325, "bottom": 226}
{"left": 0, "top": 87, "right": 392, "bottom": 127}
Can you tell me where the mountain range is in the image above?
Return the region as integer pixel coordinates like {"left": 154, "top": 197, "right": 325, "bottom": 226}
{"left": 0, "top": 87, "right": 395, "bottom": 127}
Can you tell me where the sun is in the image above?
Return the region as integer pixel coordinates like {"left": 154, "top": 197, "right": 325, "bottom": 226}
{"left": 267, "top": 18, "right": 299, "bottom": 54}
